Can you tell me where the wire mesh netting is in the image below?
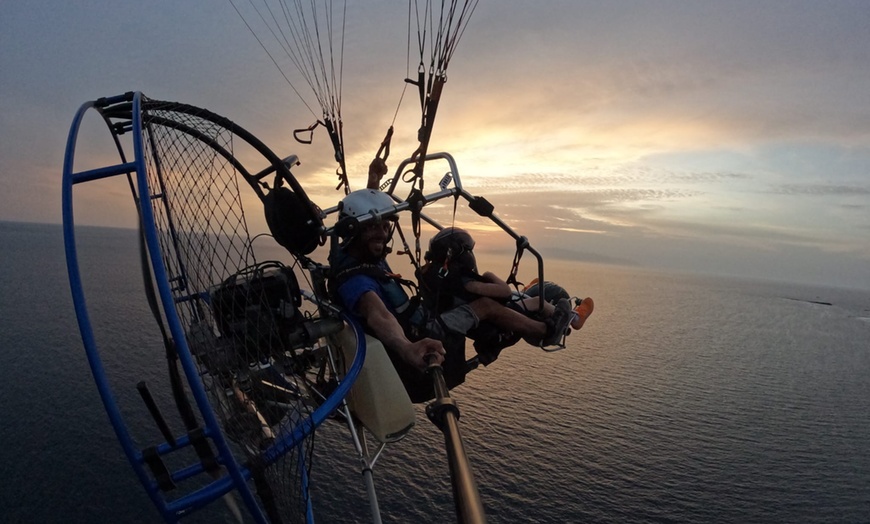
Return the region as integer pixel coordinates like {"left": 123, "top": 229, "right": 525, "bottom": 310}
{"left": 137, "top": 97, "right": 329, "bottom": 522}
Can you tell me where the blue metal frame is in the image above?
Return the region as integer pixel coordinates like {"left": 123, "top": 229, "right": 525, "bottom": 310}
{"left": 62, "top": 91, "right": 365, "bottom": 523}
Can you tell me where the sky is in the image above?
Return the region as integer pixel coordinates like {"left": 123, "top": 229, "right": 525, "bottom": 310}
{"left": 1, "top": 1, "right": 869, "bottom": 290}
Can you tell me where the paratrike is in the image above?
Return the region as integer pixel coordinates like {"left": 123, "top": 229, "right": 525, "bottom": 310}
{"left": 61, "top": 2, "right": 591, "bottom": 523}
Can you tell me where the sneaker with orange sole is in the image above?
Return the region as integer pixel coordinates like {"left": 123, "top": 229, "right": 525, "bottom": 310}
{"left": 570, "top": 297, "right": 594, "bottom": 330}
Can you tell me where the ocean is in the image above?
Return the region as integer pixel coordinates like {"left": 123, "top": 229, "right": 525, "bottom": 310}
{"left": 1, "top": 220, "right": 869, "bottom": 523}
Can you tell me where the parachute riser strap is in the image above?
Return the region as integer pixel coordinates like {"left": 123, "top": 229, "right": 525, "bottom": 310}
{"left": 409, "top": 74, "right": 446, "bottom": 187}
{"left": 323, "top": 118, "right": 350, "bottom": 194}
{"left": 369, "top": 127, "right": 394, "bottom": 190}
{"left": 394, "top": 222, "right": 421, "bottom": 273}
{"left": 291, "top": 119, "right": 349, "bottom": 193}
{"left": 419, "top": 74, "right": 446, "bottom": 147}
{"left": 376, "top": 126, "right": 393, "bottom": 164}
{"left": 409, "top": 62, "right": 426, "bottom": 117}
{"left": 407, "top": 189, "right": 428, "bottom": 264}
{"left": 443, "top": 189, "right": 461, "bottom": 276}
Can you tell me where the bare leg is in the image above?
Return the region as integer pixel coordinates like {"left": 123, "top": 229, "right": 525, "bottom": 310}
{"left": 517, "top": 296, "right": 555, "bottom": 317}
{"left": 466, "top": 297, "right": 547, "bottom": 339}
{"left": 521, "top": 296, "right": 592, "bottom": 330}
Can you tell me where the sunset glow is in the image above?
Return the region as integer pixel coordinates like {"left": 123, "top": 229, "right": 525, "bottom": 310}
{"left": 1, "top": 1, "right": 868, "bottom": 288}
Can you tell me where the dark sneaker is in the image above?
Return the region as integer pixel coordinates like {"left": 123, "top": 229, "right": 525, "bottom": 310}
{"left": 542, "top": 298, "right": 572, "bottom": 347}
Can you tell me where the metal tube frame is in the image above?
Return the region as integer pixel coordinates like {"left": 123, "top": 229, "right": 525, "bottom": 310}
{"left": 62, "top": 92, "right": 366, "bottom": 523}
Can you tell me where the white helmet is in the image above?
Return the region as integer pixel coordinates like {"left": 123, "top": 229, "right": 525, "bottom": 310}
{"left": 338, "top": 189, "right": 395, "bottom": 220}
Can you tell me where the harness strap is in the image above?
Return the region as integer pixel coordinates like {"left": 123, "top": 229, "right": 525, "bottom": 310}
{"left": 394, "top": 221, "right": 421, "bottom": 272}
{"left": 506, "top": 235, "right": 529, "bottom": 289}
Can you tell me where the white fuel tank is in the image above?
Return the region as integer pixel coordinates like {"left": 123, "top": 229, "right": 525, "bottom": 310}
{"left": 334, "top": 325, "right": 415, "bottom": 443}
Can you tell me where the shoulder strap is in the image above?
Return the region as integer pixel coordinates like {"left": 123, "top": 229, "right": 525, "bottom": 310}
{"left": 416, "top": 263, "right": 482, "bottom": 313}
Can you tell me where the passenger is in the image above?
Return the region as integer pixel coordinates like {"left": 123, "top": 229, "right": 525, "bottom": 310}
{"left": 329, "top": 190, "right": 576, "bottom": 377}
{"left": 417, "top": 227, "right": 589, "bottom": 346}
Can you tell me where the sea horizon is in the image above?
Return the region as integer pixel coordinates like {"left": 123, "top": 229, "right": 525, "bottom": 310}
{"left": 5, "top": 219, "right": 867, "bottom": 295}
{"left": 2, "top": 220, "right": 869, "bottom": 522}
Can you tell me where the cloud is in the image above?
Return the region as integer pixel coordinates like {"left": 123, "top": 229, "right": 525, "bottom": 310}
{"left": 769, "top": 184, "right": 870, "bottom": 196}
{"left": 3, "top": 1, "right": 870, "bottom": 289}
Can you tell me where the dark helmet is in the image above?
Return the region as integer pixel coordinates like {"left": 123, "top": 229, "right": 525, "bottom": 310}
{"left": 525, "top": 280, "right": 570, "bottom": 304}
{"left": 426, "top": 227, "right": 477, "bottom": 273}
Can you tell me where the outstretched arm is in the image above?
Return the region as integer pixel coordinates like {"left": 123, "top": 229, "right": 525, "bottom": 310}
{"left": 357, "top": 291, "right": 445, "bottom": 370}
